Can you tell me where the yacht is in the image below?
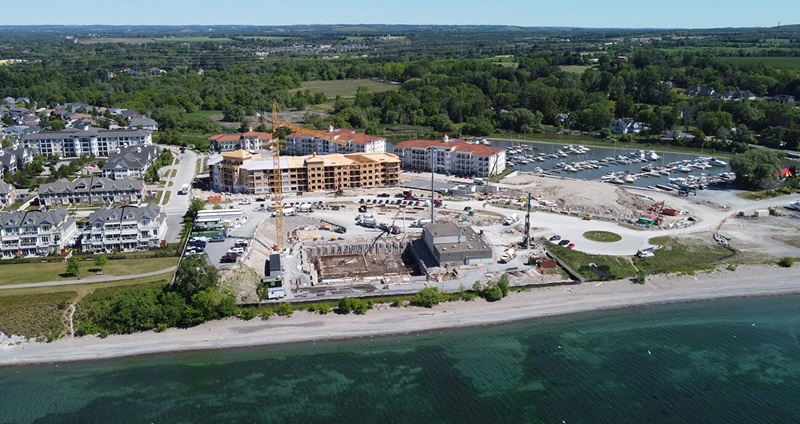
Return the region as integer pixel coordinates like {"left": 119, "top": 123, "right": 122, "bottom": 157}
{"left": 788, "top": 200, "right": 800, "bottom": 211}
{"left": 709, "top": 157, "right": 728, "bottom": 167}
{"left": 646, "top": 151, "right": 660, "bottom": 161}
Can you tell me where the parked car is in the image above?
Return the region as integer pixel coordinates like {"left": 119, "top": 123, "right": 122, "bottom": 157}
{"left": 377, "top": 193, "right": 390, "bottom": 198}
{"left": 558, "top": 239, "right": 571, "bottom": 246}
{"left": 210, "top": 235, "right": 225, "bottom": 242}
{"left": 220, "top": 254, "right": 236, "bottom": 263}
{"left": 549, "top": 235, "right": 561, "bottom": 242}
{"left": 567, "top": 243, "right": 575, "bottom": 249}
{"left": 463, "top": 206, "right": 472, "bottom": 211}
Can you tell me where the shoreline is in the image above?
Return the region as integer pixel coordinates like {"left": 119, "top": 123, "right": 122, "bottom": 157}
{"left": 2, "top": 264, "right": 799, "bottom": 367}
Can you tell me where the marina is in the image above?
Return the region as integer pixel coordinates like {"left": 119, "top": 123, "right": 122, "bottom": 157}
{"left": 494, "top": 139, "right": 733, "bottom": 190}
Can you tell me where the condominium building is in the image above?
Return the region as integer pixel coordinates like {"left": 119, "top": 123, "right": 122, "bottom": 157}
{"left": 285, "top": 128, "right": 386, "bottom": 156}
{"left": 392, "top": 136, "right": 506, "bottom": 178}
{"left": 81, "top": 203, "right": 167, "bottom": 253}
{"left": 0, "top": 208, "right": 78, "bottom": 258}
{"left": 209, "top": 149, "right": 400, "bottom": 194}
{"left": 102, "top": 145, "right": 160, "bottom": 180}
{"left": 38, "top": 177, "right": 146, "bottom": 206}
{"left": 22, "top": 128, "right": 152, "bottom": 158}
{"left": 209, "top": 131, "right": 273, "bottom": 152}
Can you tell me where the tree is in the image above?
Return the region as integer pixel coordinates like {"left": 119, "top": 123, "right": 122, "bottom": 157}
{"left": 65, "top": 256, "right": 81, "bottom": 278}
{"left": 411, "top": 287, "right": 443, "bottom": 308}
{"left": 338, "top": 297, "right": 369, "bottom": 314}
{"left": 50, "top": 119, "right": 65, "bottom": 131}
{"left": 729, "top": 149, "right": 784, "bottom": 190}
{"left": 172, "top": 255, "right": 219, "bottom": 300}
{"left": 93, "top": 254, "right": 108, "bottom": 272}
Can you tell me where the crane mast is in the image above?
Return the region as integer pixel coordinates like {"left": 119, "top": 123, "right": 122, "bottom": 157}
{"left": 271, "top": 100, "right": 285, "bottom": 251}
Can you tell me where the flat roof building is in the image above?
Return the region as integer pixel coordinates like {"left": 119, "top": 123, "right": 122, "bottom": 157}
{"left": 420, "top": 222, "right": 493, "bottom": 267}
{"left": 209, "top": 149, "right": 400, "bottom": 194}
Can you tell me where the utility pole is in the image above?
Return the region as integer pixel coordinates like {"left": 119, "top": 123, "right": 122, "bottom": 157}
{"left": 430, "top": 147, "right": 435, "bottom": 223}
{"left": 524, "top": 192, "right": 532, "bottom": 249}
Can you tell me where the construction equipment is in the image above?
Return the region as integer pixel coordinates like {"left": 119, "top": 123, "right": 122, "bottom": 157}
{"left": 500, "top": 246, "right": 516, "bottom": 263}
{"left": 649, "top": 200, "right": 665, "bottom": 213}
{"left": 268, "top": 99, "right": 350, "bottom": 250}
{"left": 320, "top": 219, "right": 346, "bottom": 234}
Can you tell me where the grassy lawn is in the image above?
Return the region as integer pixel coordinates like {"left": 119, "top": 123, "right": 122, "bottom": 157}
{"left": 0, "top": 272, "right": 174, "bottom": 298}
{"left": 559, "top": 65, "right": 594, "bottom": 74}
{"left": 185, "top": 109, "right": 223, "bottom": 120}
{"left": 583, "top": 231, "right": 622, "bottom": 242}
{"left": 634, "top": 238, "right": 734, "bottom": 276}
{"left": 293, "top": 79, "right": 400, "bottom": 99}
{"left": 548, "top": 242, "right": 638, "bottom": 280}
{"left": 0, "top": 291, "right": 76, "bottom": 340}
{"left": 161, "top": 190, "right": 172, "bottom": 204}
{"left": 489, "top": 168, "right": 515, "bottom": 182}
{"left": 0, "top": 257, "right": 178, "bottom": 286}
{"left": 737, "top": 188, "right": 797, "bottom": 200}
{"left": 648, "top": 236, "right": 671, "bottom": 245}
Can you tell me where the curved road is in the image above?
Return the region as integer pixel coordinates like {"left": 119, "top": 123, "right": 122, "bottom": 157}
{"left": 0, "top": 266, "right": 177, "bottom": 291}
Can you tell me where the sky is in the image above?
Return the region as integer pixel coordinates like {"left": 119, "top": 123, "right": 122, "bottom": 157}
{"left": 1, "top": 0, "right": 797, "bottom": 29}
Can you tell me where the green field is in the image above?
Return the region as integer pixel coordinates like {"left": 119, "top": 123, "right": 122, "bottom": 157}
{"left": 0, "top": 257, "right": 177, "bottom": 286}
{"left": 715, "top": 57, "right": 800, "bottom": 69}
{"left": 559, "top": 65, "right": 594, "bottom": 74}
{"left": 294, "top": 79, "right": 400, "bottom": 99}
{"left": 0, "top": 291, "right": 76, "bottom": 339}
{"left": 78, "top": 37, "right": 234, "bottom": 44}
{"left": 185, "top": 110, "right": 223, "bottom": 120}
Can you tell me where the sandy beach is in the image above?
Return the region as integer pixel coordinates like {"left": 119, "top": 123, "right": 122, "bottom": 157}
{"left": 2, "top": 264, "right": 799, "bottom": 366}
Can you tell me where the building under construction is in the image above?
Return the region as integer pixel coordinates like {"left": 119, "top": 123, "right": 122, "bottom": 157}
{"left": 300, "top": 238, "right": 420, "bottom": 284}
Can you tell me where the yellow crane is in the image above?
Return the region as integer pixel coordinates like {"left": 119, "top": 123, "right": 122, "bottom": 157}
{"left": 269, "top": 99, "right": 350, "bottom": 251}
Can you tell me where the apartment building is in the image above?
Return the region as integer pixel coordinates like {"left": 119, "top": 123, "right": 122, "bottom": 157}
{"left": 209, "top": 149, "right": 400, "bottom": 194}
{"left": 38, "top": 177, "right": 146, "bottom": 206}
{"left": 22, "top": 128, "right": 152, "bottom": 158}
{"left": 102, "top": 145, "right": 160, "bottom": 180}
{"left": 81, "top": 203, "right": 167, "bottom": 253}
{"left": 209, "top": 131, "right": 273, "bottom": 152}
{"left": 0, "top": 208, "right": 78, "bottom": 258}
{"left": 392, "top": 136, "right": 506, "bottom": 178}
{"left": 285, "top": 128, "right": 386, "bottom": 156}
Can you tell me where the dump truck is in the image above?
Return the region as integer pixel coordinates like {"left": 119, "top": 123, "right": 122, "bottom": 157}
{"left": 320, "top": 220, "right": 346, "bottom": 234}
{"left": 503, "top": 213, "right": 519, "bottom": 226}
{"left": 499, "top": 247, "right": 516, "bottom": 263}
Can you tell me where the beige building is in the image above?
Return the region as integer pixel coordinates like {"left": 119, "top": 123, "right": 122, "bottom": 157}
{"left": 209, "top": 150, "right": 400, "bottom": 194}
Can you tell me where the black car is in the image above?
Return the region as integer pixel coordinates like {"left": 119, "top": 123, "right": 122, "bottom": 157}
{"left": 549, "top": 235, "right": 561, "bottom": 242}
{"left": 558, "top": 239, "right": 571, "bottom": 246}
{"left": 377, "top": 193, "right": 390, "bottom": 198}
{"left": 255, "top": 197, "right": 266, "bottom": 202}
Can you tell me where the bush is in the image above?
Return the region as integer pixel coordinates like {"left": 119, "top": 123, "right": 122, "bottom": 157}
{"left": 411, "top": 287, "right": 443, "bottom": 308}
{"left": 777, "top": 257, "right": 794, "bottom": 268}
{"left": 338, "top": 297, "right": 369, "bottom": 315}
{"left": 260, "top": 308, "right": 275, "bottom": 320}
{"left": 240, "top": 307, "right": 258, "bottom": 320}
{"left": 275, "top": 303, "right": 294, "bottom": 317}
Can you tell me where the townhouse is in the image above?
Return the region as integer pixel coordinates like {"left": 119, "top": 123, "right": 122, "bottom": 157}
{"left": 392, "top": 136, "right": 506, "bottom": 178}
{"left": 38, "top": 177, "right": 146, "bottom": 206}
{"left": 209, "top": 149, "right": 401, "bottom": 194}
{"left": 81, "top": 203, "right": 167, "bottom": 253}
{"left": 102, "top": 145, "right": 160, "bottom": 180}
{"left": 0, "top": 208, "right": 78, "bottom": 258}
{"left": 0, "top": 143, "right": 35, "bottom": 176}
{"left": 0, "top": 180, "right": 15, "bottom": 208}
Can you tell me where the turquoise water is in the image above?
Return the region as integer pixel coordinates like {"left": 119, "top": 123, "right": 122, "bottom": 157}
{"left": 3, "top": 295, "right": 800, "bottom": 424}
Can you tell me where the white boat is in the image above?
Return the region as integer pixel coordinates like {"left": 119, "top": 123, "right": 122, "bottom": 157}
{"left": 788, "top": 200, "right": 800, "bottom": 211}
{"left": 623, "top": 175, "right": 636, "bottom": 183}
{"left": 709, "top": 157, "right": 728, "bottom": 167}
{"left": 481, "top": 138, "right": 491, "bottom": 145}
{"left": 646, "top": 151, "right": 660, "bottom": 161}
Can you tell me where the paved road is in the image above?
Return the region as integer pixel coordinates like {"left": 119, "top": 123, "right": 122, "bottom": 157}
{"left": 161, "top": 147, "right": 198, "bottom": 243}
{"left": 0, "top": 267, "right": 177, "bottom": 290}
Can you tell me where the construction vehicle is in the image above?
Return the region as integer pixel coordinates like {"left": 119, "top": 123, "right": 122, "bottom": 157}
{"left": 268, "top": 99, "right": 349, "bottom": 251}
{"left": 320, "top": 219, "right": 346, "bottom": 234}
{"left": 499, "top": 246, "right": 516, "bottom": 263}
{"left": 650, "top": 200, "right": 679, "bottom": 216}
{"left": 503, "top": 213, "right": 519, "bottom": 226}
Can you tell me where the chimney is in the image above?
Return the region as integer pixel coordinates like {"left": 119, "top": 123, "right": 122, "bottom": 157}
{"left": 328, "top": 125, "right": 334, "bottom": 132}
{"left": 443, "top": 135, "right": 449, "bottom": 142}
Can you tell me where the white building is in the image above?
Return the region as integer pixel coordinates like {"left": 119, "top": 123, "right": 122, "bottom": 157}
{"left": 102, "top": 145, "right": 160, "bottom": 180}
{"left": 22, "top": 128, "right": 152, "bottom": 158}
{"left": 0, "top": 180, "right": 15, "bottom": 208}
{"left": 392, "top": 136, "right": 506, "bottom": 178}
{"left": 0, "top": 208, "right": 78, "bottom": 258}
{"left": 285, "top": 128, "right": 386, "bottom": 156}
{"left": 81, "top": 204, "right": 167, "bottom": 253}
{"left": 209, "top": 131, "right": 273, "bottom": 152}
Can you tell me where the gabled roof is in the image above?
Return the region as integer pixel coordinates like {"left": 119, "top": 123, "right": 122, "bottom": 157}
{"left": 393, "top": 138, "right": 503, "bottom": 157}
{"left": 0, "top": 180, "right": 15, "bottom": 194}
{"left": 0, "top": 208, "right": 71, "bottom": 228}
{"left": 87, "top": 203, "right": 164, "bottom": 225}
{"left": 103, "top": 145, "right": 159, "bottom": 170}
{"left": 39, "top": 177, "right": 144, "bottom": 195}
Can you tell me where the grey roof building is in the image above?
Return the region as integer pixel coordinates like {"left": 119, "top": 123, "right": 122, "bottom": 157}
{"left": 81, "top": 203, "right": 167, "bottom": 253}
{"left": 420, "top": 222, "right": 493, "bottom": 267}
{"left": 102, "top": 145, "right": 160, "bottom": 180}
{"left": 0, "top": 180, "right": 15, "bottom": 208}
{"left": 128, "top": 117, "right": 158, "bottom": 131}
{"left": 22, "top": 127, "right": 152, "bottom": 159}
{"left": 0, "top": 208, "right": 78, "bottom": 258}
{"left": 38, "top": 176, "right": 146, "bottom": 206}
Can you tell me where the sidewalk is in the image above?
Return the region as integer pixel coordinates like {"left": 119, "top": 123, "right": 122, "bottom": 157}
{"left": 0, "top": 266, "right": 177, "bottom": 290}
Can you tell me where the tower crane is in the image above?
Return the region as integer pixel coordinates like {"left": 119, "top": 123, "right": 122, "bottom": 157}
{"left": 268, "top": 99, "right": 351, "bottom": 251}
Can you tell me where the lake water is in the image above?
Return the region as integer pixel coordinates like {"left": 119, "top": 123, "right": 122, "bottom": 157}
{"left": 3, "top": 294, "right": 800, "bottom": 423}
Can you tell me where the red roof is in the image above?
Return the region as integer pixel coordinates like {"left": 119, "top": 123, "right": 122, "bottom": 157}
{"left": 242, "top": 131, "right": 272, "bottom": 139}
{"left": 394, "top": 138, "right": 504, "bottom": 157}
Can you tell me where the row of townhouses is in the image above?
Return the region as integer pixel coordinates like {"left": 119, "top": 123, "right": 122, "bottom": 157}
{"left": 0, "top": 144, "right": 35, "bottom": 179}
{"left": 0, "top": 209, "right": 78, "bottom": 258}
{"left": 208, "top": 150, "right": 401, "bottom": 194}
{"left": 21, "top": 128, "right": 152, "bottom": 159}
{"left": 101, "top": 145, "right": 161, "bottom": 180}
{"left": 392, "top": 136, "right": 506, "bottom": 178}
{"left": 80, "top": 203, "right": 167, "bottom": 253}
{"left": 38, "top": 177, "right": 146, "bottom": 206}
